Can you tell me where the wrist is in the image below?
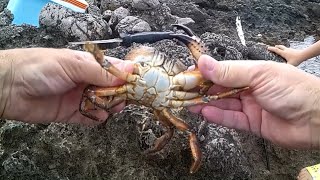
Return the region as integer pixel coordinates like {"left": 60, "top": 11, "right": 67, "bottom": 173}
{"left": 0, "top": 50, "right": 14, "bottom": 119}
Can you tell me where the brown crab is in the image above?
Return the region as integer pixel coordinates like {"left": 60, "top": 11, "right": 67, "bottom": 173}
{"left": 79, "top": 25, "right": 248, "bottom": 174}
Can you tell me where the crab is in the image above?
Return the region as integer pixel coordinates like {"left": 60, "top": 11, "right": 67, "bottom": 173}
{"left": 79, "top": 24, "right": 248, "bottom": 174}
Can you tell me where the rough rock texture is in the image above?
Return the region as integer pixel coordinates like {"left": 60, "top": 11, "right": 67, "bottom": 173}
{"left": 39, "top": 3, "right": 112, "bottom": 41}
{"left": 115, "top": 16, "right": 151, "bottom": 36}
{"left": 1, "top": 0, "right": 320, "bottom": 179}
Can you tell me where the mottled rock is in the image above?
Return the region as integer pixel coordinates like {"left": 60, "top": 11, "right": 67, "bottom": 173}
{"left": 201, "top": 32, "right": 285, "bottom": 62}
{"left": 0, "top": 0, "right": 9, "bottom": 11}
{"left": 39, "top": 3, "right": 112, "bottom": 41}
{"left": 131, "top": 0, "right": 160, "bottom": 10}
{"left": 102, "top": 9, "right": 113, "bottom": 21}
{"left": 100, "top": 0, "right": 131, "bottom": 12}
{"left": 0, "top": 8, "right": 13, "bottom": 26}
{"left": 109, "top": 7, "right": 130, "bottom": 26}
{"left": 115, "top": 16, "right": 151, "bottom": 36}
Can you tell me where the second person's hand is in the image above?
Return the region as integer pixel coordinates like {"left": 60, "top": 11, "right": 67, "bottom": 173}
{"left": 189, "top": 55, "right": 320, "bottom": 149}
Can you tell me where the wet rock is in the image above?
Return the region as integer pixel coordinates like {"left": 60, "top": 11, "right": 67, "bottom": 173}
{"left": 201, "top": 32, "right": 285, "bottom": 62}
{"left": 102, "top": 9, "right": 113, "bottom": 21}
{"left": 0, "top": 0, "right": 9, "bottom": 11}
{"left": 0, "top": 8, "right": 13, "bottom": 26}
{"left": 131, "top": 0, "right": 160, "bottom": 10}
{"left": 100, "top": 0, "right": 131, "bottom": 12}
{"left": 108, "top": 7, "right": 130, "bottom": 26}
{"left": 2, "top": 0, "right": 320, "bottom": 179}
{"left": 176, "top": 17, "right": 195, "bottom": 25}
{"left": 115, "top": 16, "right": 151, "bottom": 36}
{"left": 86, "top": 1, "right": 101, "bottom": 17}
{"left": 131, "top": 3, "right": 193, "bottom": 31}
{"left": 39, "top": 3, "right": 112, "bottom": 41}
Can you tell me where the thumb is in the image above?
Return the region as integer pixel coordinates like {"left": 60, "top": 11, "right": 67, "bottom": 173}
{"left": 198, "top": 55, "right": 256, "bottom": 88}
{"left": 63, "top": 50, "right": 133, "bottom": 87}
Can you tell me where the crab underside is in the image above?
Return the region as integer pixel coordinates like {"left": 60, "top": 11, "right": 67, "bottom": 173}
{"left": 78, "top": 25, "right": 248, "bottom": 174}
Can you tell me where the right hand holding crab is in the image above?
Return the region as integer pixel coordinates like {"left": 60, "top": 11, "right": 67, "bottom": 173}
{"left": 189, "top": 55, "right": 320, "bottom": 149}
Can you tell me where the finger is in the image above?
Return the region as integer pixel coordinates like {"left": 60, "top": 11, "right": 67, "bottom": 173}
{"left": 201, "top": 106, "right": 250, "bottom": 131}
{"left": 275, "top": 45, "right": 287, "bottom": 50}
{"left": 63, "top": 50, "right": 134, "bottom": 87}
{"left": 267, "top": 46, "right": 284, "bottom": 55}
{"left": 188, "top": 98, "right": 242, "bottom": 114}
{"left": 109, "top": 102, "right": 126, "bottom": 113}
{"left": 188, "top": 104, "right": 203, "bottom": 114}
{"left": 198, "top": 55, "right": 262, "bottom": 88}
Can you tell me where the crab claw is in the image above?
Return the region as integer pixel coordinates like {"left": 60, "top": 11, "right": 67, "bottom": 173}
{"left": 170, "top": 25, "right": 207, "bottom": 61}
{"left": 172, "top": 24, "right": 196, "bottom": 37}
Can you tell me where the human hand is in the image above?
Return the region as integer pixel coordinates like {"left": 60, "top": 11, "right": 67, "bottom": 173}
{"left": 189, "top": 55, "right": 320, "bottom": 149}
{"left": 0, "top": 48, "right": 133, "bottom": 125}
{"left": 268, "top": 45, "right": 305, "bottom": 66}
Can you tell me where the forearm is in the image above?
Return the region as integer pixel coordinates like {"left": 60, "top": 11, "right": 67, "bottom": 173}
{"left": 0, "top": 50, "right": 14, "bottom": 119}
{"left": 300, "top": 40, "right": 320, "bottom": 61}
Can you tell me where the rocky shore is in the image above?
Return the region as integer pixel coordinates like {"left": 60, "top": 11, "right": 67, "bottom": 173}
{"left": 0, "top": 0, "right": 319, "bottom": 179}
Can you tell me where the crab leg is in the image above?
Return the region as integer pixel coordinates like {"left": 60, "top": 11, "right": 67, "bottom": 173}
{"left": 161, "top": 108, "right": 201, "bottom": 174}
{"left": 168, "top": 87, "right": 249, "bottom": 108}
{"left": 79, "top": 84, "right": 129, "bottom": 121}
{"left": 144, "top": 110, "right": 174, "bottom": 154}
{"left": 80, "top": 95, "right": 126, "bottom": 121}
{"left": 167, "top": 91, "right": 200, "bottom": 100}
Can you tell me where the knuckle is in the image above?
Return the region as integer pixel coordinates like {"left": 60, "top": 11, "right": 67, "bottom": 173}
{"left": 217, "top": 64, "right": 230, "bottom": 82}
{"left": 248, "top": 61, "right": 277, "bottom": 86}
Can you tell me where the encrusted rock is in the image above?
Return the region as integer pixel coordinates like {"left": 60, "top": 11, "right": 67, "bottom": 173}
{"left": 109, "top": 7, "right": 130, "bottom": 26}
{"left": 39, "top": 3, "right": 112, "bottom": 41}
{"left": 131, "top": 0, "right": 161, "bottom": 10}
{"left": 100, "top": 0, "right": 131, "bottom": 12}
{"left": 0, "top": 8, "right": 13, "bottom": 26}
{"left": 115, "top": 16, "right": 151, "bottom": 36}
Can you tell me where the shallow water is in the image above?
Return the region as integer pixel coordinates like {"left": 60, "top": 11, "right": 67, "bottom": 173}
{"left": 291, "top": 36, "right": 320, "bottom": 77}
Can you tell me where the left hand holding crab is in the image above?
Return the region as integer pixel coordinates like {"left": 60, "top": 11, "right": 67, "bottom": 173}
{"left": 0, "top": 48, "right": 133, "bottom": 125}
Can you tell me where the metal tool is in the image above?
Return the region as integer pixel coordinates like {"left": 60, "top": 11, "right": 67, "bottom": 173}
{"left": 69, "top": 31, "right": 175, "bottom": 47}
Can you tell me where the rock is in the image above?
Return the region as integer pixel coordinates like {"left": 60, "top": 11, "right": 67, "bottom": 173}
{"left": 115, "top": 16, "right": 151, "bottom": 36}
{"left": 39, "top": 3, "right": 112, "bottom": 41}
{"left": 102, "top": 9, "right": 113, "bottom": 21}
{"left": 100, "top": 0, "right": 131, "bottom": 12}
{"left": 176, "top": 17, "right": 195, "bottom": 25}
{"left": 2, "top": 0, "right": 320, "bottom": 179}
{"left": 109, "top": 7, "right": 130, "bottom": 26}
{"left": 0, "top": 8, "right": 13, "bottom": 26}
{"left": 131, "top": 0, "right": 160, "bottom": 10}
{"left": 0, "top": 0, "right": 9, "bottom": 12}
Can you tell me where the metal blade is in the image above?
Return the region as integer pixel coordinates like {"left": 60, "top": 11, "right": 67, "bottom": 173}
{"left": 68, "top": 38, "right": 123, "bottom": 45}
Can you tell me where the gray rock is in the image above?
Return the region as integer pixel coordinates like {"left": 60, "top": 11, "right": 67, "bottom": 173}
{"left": 131, "top": 0, "right": 160, "bottom": 10}
{"left": 39, "top": 3, "right": 112, "bottom": 41}
{"left": 100, "top": 0, "right": 131, "bottom": 12}
{"left": 0, "top": 8, "right": 13, "bottom": 26}
{"left": 102, "top": 9, "right": 113, "bottom": 21}
{"left": 109, "top": 7, "right": 130, "bottom": 26}
{"left": 0, "top": 0, "right": 9, "bottom": 11}
{"left": 116, "top": 16, "right": 151, "bottom": 36}
{"left": 176, "top": 17, "right": 195, "bottom": 25}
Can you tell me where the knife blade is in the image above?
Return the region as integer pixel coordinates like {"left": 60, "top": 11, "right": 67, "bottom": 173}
{"left": 69, "top": 31, "right": 174, "bottom": 47}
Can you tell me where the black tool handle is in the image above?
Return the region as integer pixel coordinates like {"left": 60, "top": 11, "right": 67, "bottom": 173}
{"left": 121, "top": 32, "right": 174, "bottom": 46}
